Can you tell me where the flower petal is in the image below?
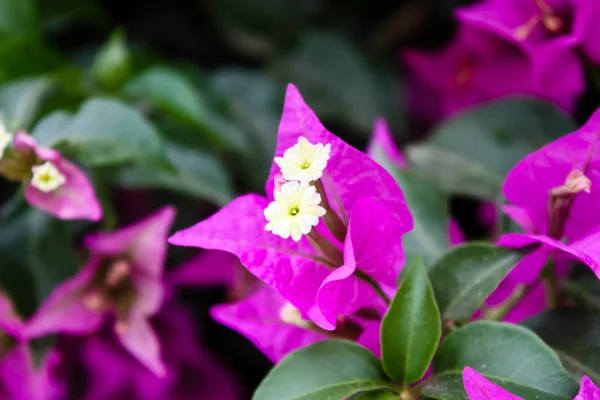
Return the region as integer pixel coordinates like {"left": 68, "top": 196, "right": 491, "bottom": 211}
{"left": 169, "top": 194, "right": 328, "bottom": 321}
{"left": 463, "top": 366, "right": 523, "bottom": 400}
{"left": 116, "top": 312, "right": 165, "bottom": 377}
{"left": 24, "top": 260, "right": 103, "bottom": 339}
{"left": 366, "top": 118, "right": 408, "bottom": 169}
{"left": 575, "top": 376, "right": 600, "bottom": 400}
{"left": 266, "top": 84, "right": 412, "bottom": 232}
{"left": 25, "top": 156, "right": 102, "bottom": 221}
{"left": 210, "top": 286, "right": 326, "bottom": 362}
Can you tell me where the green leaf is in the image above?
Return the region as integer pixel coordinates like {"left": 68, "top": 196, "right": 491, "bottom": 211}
{"left": 381, "top": 257, "right": 440, "bottom": 386}
{"left": 407, "top": 98, "right": 575, "bottom": 200}
{"left": 429, "top": 243, "right": 521, "bottom": 322}
{"left": 563, "top": 266, "right": 600, "bottom": 311}
{"left": 27, "top": 210, "right": 79, "bottom": 300}
{"left": 112, "top": 142, "right": 234, "bottom": 206}
{"left": 92, "top": 30, "right": 131, "bottom": 90}
{"left": 253, "top": 340, "right": 392, "bottom": 400}
{"left": 393, "top": 169, "right": 450, "bottom": 267}
{"left": 211, "top": 68, "right": 280, "bottom": 181}
{"left": 125, "top": 66, "right": 249, "bottom": 152}
{"left": 0, "top": 78, "right": 52, "bottom": 130}
{"left": 270, "top": 31, "right": 403, "bottom": 134}
{"left": 0, "top": 0, "right": 37, "bottom": 37}
{"left": 406, "top": 145, "right": 504, "bottom": 200}
{"left": 32, "top": 98, "right": 167, "bottom": 167}
{"left": 351, "top": 390, "right": 398, "bottom": 400}
{"left": 523, "top": 309, "right": 600, "bottom": 385}
{"left": 0, "top": 37, "right": 62, "bottom": 84}
{"left": 422, "top": 321, "right": 578, "bottom": 400}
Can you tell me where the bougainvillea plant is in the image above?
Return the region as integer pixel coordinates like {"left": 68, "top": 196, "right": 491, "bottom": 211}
{"left": 5, "top": 0, "right": 600, "bottom": 398}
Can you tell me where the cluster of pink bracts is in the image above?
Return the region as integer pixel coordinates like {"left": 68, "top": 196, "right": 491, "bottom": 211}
{"left": 3, "top": 1, "right": 600, "bottom": 398}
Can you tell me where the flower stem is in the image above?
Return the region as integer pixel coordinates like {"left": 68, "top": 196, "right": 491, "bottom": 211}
{"left": 355, "top": 270, "right": 391, "bottom": 305}
{"left": 314, "top": 179, "right": 347, "bottom": 242}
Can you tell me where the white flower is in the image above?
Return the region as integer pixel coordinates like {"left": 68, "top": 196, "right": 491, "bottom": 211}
{"left": 0, "top": 121, "right": 13, "bottom": 160}
{"left": 279, "top": 302, "right": 309, "bottom": 327}
{"left": 264, "top": 180, "right": 325, "bottom": 241}
{"left": 31, "top": 161, "right": 66, "bottom": 192}
{"left": 274, "top": 137, "right": 331, "bottom": 182}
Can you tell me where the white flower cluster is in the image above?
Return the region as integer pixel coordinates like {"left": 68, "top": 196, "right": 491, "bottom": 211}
{"left": 264, "top": 137, "right": 330, "bottom": 242}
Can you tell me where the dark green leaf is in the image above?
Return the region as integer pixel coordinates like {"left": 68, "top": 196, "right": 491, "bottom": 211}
{"left": 0, "top": 0, "right": 37, "bottom": 37}
{"left": 270, "top": 31, "right": 402, "bottom": 134}
{"left": 381, "top": 257, "right": 440, "bottom": 386}
{"left": 407, "top": 98, "right": 575, "bottom": 200}
{"left": 0, "top": 37, "right": 62, "bottom": 83}
{"left": 422, "top": 321, "right": 578, "bottom": 400}
{"left": 112, "top": 142, "right": 234, "bottom": 206}
{"left": 32, "top": 98, "right": 167, "bottom": 167}
{"left": 0, "top": 78, "right": 52, "bottom": 130}
{"left": 27, "top": 210, "right": 79, "bottom": 300}
{"left": 429, "top": 243, "right": 521, "bottom": 322}
{"left": 351, "top": 390, "right": 398, "bottom": 400}
{"left": 523, "top": 309, "right": 600, "bottom": 385}
{"left": 125, "top": 66, "right": 248, "bottom": 151}
{"left": 563, "top": 266, "right": 600, "bottom": 311}
{"left": 92, "top": 30, "right": 131, "bottom": 90}
{"left": 211, "top": 68, "right": 280, "bottom": 180}
{"left": 253, "top": 340, "right": 392, "bottom": 400}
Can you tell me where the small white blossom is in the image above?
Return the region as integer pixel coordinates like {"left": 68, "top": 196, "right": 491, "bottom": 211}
{"left": 274, "top": 137, "right": 331, "bottom": 182}
{"left": 279, "top": 302, "right": 309, "bottom": 327}
{"left": 31, "top": 161, "right": 66, "bottom": 192}
{"left": 264, "top": 180, "right": 325, "bottom": 241}
{"left": 0, "top": 121, "right": 13, "bottom": 160}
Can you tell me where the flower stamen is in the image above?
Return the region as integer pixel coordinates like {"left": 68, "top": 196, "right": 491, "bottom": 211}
{"left": 31, "top": 161, "right": 66, "bottom": 192}
{"left": 264, "top": 181, "right": 326, "bottom": 242}
{"left": 274, "top": 137, "right": 331, "bottom": 182}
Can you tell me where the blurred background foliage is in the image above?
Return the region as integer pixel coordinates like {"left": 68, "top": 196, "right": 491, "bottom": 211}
{"left": 2, "top": 0, "right": 598, "bottom": 396}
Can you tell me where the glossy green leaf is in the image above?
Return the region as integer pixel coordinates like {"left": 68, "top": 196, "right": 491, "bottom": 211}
{"left": 32, "top": 98, "right": 167, "bottom": 167}
{"left": 0, "top": 78, "right": 52, "bottom": 130}
{"left": 523, "top": 309, "right": 600, "bottom": 385}
{"left": 112, "top": 142, "right": 234, "bottom": 206}
{"left": 270, "top": 31, "right": 403, "bottom": 134}
{"left": 92, "top": 30, "right": 131, "bottom": 90}
{"left": 429, "top": 243, "right": 521, "bottom": 322}
{"left": 422, "top": 322, "right": 578, "bottom": 400}
{"left": 381, "top": 257, "right": 440, "bottom": 386}
{"left": 253, "top": 340, "right": 392, "bottom": 400}
{"left": 351, "top": 390, "right": 398, "bottom": 400}
{"left": 407, "top": 98, "right": 575, "bottom": 200}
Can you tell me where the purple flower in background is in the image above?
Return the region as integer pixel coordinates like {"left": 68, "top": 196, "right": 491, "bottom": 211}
{"left": 575, "top": 376, "right": 600, "bottom": 400}
{"left": 499, "top": 108, "right": 600, "bottom": 280}
{"left": 366, "top": 118, "right": 465, "bottom": 245}
{"left": 0, "top": 131, "right": 102, "bottom": 221}
{"left": 42, "top": 301, "right": 241, "bottom": 400}
{"left": 0, "top": 293, "right": 42, "bottom": 400}
{"left": 403, "top": 10, "right": 583, "bottom": 120}
{"left": 462, "top": 366, "right": 522, "bottom": 399}
{"left": 25, "top": 206, "right": 176, "bottom": 376}
{"left": 170, "top": 84, "right": 413, "bottom": 331}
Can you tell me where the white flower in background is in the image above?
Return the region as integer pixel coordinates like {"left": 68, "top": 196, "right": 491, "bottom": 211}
{"left": 274, "top": 137, "right": 331, "bottom": 182}
{"left": 264, "top": 180, "right": 325, "bottom": 241}
{"left": 279, "top": 302, "right": 310, "bottom": 328}
{"left": 0, "top": 122, "right": 13, "bottom": 160}
{"left": 31, "top": 161, "right": 66, "bottom": 192}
